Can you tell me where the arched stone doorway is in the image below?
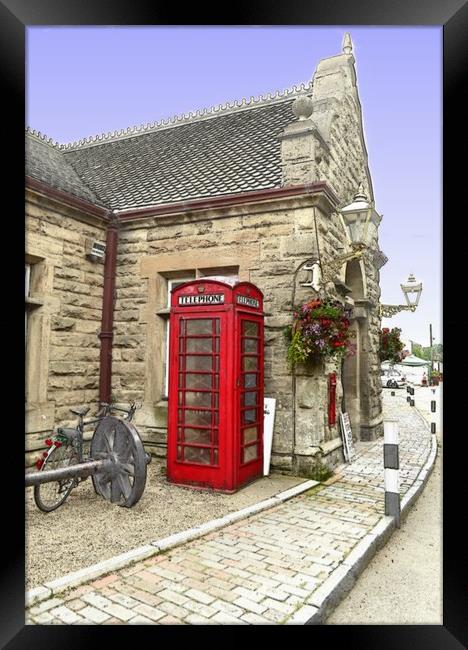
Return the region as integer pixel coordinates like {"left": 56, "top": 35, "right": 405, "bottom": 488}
{"left": 342, "top": 260, "right": 365, "bottom": 441}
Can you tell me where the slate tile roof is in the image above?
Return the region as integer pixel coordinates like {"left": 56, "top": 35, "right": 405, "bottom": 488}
{"left": 26, "top": 86, "right": 311, "bottom": 212}
{"left": 26, "top": 133, "right": 106, "bottom": 207}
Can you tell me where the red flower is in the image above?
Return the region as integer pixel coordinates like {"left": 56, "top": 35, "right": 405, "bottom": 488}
{"left": 42, "top": 451, "right": 48, "bottom": 458}
{"left": 35, "top": 458, "right": 44, "bottom": 470}
{"left": 55, "top": 441, "right": 62, "bottom": 448}
{"left": 45, "top": 439, "right": 53, "bottom": 446}
{"left": 382, "top": 328, "right": 390, "bottom": 333}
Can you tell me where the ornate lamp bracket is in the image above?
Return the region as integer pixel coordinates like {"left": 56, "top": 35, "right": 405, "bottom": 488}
{"left": 379, "top": 304, "right": 416, "bottom": 318}
{"left": 321, "top": 243, "right": 366, "bottom": 285}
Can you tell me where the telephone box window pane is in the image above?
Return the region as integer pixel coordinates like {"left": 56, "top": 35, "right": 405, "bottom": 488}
{"left": 177, "top": 428, "right": 184, "bottom": 442}
{"left": 213, "top": 430, "right": 219, "bottom": 445}
{"left": 243, "top": 356, "right": 258, "bottom": 371}
{"left": 179, "top": 321, "right": 186, "bottom": 336}
{"left": 178, "top": 391, "right": 184, "bottom": 406}
{"left": 184, "top": 391, "right": 213, "bottom": 408}
{"left": 186, "top": 356, "right": 213, "bottom": 372}
{"left": 242, "top": 321, "right": 258, "bottom": 336}
{"left": 185, "top": 373, "right": 212, "bottom": 390}
{"left": 214, "top": 338, "right": 220, "bottom": 352}
{"left": 186, "top": 338, "right": 213, "bottom": 353}
{"left": 244, "top": 373, "right": 257, "bottom": 388}
{"left": 242, "top": 338, "right": 258, "bottom": 353}
{"left": 178, "top": 373, "right": 185, "bottom": 389}
{"left": 243, "top": 426, "right": 257, "bottom": 444}
{"left": 185, "top": 446, "right": 211, "bottom": 465}
{"left": 243, "top": 444, "right": 258, "bottom": 463}
{"left": 187, "top": 319, "right": 213, "bottom": 335}
{"left": 184, "top": 409, "right": 212, "bottom": 426}
{"left": 177, "top": 446, "right": 183, "bottom": 460}
{"left": 213, "top": 449, "right": 219, "bottom": 465}
{"left": 243, "top": 409, "right": 256, "bottom": 423}
{"left": 184, "top": 428, "right": 211, "bottom": 444}
{"left": 243, "top": 391, "right": 257, "bottom": 407}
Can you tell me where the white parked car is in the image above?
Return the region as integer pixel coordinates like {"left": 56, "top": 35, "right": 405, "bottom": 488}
{"left": 381, "top": 370, "right": 406, "bottom": 389}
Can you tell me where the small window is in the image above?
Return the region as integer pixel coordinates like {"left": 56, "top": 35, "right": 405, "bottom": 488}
{"left": 164, "top": 277, "right": 195, "bottom": 398}
{"left": 161, "top": 268, "right": 239, "bottom": 399}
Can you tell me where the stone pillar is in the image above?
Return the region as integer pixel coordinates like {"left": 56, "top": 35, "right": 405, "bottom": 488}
{"left": 279, "top": 96, "right": 327, "bottom": 187}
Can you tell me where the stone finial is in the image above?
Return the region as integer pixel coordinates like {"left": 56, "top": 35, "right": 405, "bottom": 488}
{"left": 354, "top": 182, "right": 367, "bottom": 202}
{"left": 342, "top": 32, "right": 353, "bottom": 55}
{"left": 291, "top": 96, "right": 314, "bottom": 121}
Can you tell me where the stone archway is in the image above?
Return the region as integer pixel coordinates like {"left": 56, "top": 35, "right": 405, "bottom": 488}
{"left": 342, "top": 259, "right": 365, "bottom": 441}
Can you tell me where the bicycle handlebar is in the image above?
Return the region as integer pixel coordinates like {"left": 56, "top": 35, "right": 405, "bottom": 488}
{"left": 97, "top": 401, "right": 142, "bottom": 420}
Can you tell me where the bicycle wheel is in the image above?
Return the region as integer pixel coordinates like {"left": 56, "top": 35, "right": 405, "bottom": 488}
{"left": 33, "top": 443, "right": 79, "bottom": 512}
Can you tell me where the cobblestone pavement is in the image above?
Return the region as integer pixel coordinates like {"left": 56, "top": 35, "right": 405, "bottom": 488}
{"left": 26, "top": 393, "right": 432, "bottom": 625}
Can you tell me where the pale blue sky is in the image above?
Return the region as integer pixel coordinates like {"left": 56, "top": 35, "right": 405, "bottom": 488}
{"left": 26, "top": 26, "right": 442, "bottom": 348}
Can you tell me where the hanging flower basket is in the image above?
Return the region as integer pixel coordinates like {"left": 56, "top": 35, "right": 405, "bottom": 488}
{"left": 284, "top": 298, "right": 356, "bottom": 367}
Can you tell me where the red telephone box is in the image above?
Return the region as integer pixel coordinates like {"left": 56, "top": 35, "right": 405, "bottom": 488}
{"left": 167, "top": 279, "right": 264, "bottom": 492}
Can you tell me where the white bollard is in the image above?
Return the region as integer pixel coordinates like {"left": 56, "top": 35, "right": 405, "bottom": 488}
{"left": 384, "top": 418, "right": 400, "bottom": 528}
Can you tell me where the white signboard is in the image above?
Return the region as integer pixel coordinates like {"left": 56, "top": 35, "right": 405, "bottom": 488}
{"left": 236, "top": 295, "right": 260, "bottom": 309}
{"left": 263, "top": 398, "right": 276, "bottom": 476}
{"left": 339, "top": 412, "right": 356, "bottom": 462}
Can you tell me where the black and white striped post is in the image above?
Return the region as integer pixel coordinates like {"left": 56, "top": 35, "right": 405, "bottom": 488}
{"left": 431, "top": 398, "right": 437, "bottom": 435}
{"left": 384, "top": 418, "right": 400, "bottom": 528}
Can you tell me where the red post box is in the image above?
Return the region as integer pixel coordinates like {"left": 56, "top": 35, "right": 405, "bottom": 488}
{"left": 328, "top": 372, "right": 337, "bottom": 427}
{"left": 167, "top": 279, "right": 264, "bottom": 492}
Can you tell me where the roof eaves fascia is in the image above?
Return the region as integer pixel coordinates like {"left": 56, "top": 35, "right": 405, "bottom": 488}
{"left": 26, "top": 175, "right": 112, "bottom": 221}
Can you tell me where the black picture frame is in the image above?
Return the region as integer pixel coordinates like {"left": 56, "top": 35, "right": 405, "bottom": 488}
{"left": 3, "top": 1, "right": 464, "bottom": 647}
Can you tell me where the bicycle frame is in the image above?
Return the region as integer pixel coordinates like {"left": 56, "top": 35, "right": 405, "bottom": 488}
{"left": 64, "top": 402, "right": 140, "bottom": 461}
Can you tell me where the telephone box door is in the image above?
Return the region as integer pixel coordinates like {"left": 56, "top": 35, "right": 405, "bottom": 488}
{"left": 237, "top": 313, "right": 264, "bottom": 487}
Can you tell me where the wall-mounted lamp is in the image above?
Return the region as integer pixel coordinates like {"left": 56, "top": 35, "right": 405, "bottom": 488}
{"left": 302, "top": 184, "right": 384, "bottom": 291}
{"left": 379, "top": 274, "right": 423, "bottom": 318}
{"left": 340, "top": 183, "right": 382, "bottom": 250}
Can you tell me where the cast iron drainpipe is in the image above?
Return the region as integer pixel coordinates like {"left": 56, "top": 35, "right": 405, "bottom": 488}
{"left": 99, "top": 214, "right": 119, "bottom": 404}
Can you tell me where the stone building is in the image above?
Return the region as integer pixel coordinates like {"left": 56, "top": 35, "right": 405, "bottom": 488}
{"left": 25, "top": 34, "right": 386, "bottom": 476}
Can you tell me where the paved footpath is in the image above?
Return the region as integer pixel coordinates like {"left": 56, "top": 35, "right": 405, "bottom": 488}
{"left": 26, "top": 392, "right": 434, "bottom": 625}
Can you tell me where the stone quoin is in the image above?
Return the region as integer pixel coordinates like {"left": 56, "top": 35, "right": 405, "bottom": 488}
{"left": 25, "top": 33, "right": 385, "bottom": 476}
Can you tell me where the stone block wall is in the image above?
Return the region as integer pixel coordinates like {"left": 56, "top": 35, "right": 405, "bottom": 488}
{"left": 111, "top": 192, "right": 347, "bottom": 472}
{"left": 25, "top": 191, "right": 106, "bottom": 467}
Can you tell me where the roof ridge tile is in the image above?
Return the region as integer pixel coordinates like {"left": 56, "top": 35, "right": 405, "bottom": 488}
{"left": 46, "top": 81, "right": 312, "bottom": 151}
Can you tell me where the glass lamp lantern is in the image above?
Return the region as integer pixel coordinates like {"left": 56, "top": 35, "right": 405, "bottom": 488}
{"left": 340, "top": 183, "right": 382, "bottom": 249}
{"left": 400, "top": 273, "right": 423, "bottom": 308}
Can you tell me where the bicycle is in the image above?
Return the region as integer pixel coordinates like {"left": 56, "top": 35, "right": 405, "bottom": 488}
{"left": 33, "top": 401, "right": 141, "bottom": 512}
